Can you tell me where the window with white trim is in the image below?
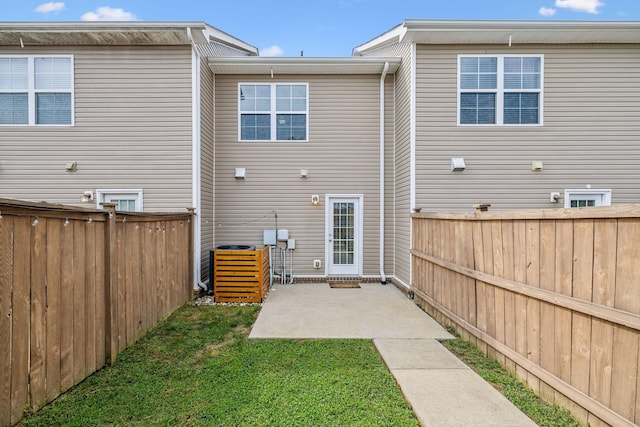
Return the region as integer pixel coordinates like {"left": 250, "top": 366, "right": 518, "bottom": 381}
{"left": 564, "top": 189, "right": 611, "bottom": 208}
{"left": 96, "top": 189, "right": 143, "bottom": 212}
{"left": 0, "top": 55, "right": 73, "bottom": 125}
{"left": 239, "top": 83, "right": 308, "bottom": 141}
{"left": 458, "top": 55, "right": 542, "bottom": 125}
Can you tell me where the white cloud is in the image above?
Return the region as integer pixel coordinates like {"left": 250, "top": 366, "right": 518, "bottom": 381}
{"left": 35, "top": 2, "right": 65, "bottom": 14}
{"left": 555, "top": 0, "right": 605, "bottom": 14}
{"left": 539, "top": 7, "right": 557, "bottom": 16}
{"left": 260, "top": 45, "right": 284, "bottom": 57}
{"left": 81, "top": 6, "right": 137, "bottom": 21}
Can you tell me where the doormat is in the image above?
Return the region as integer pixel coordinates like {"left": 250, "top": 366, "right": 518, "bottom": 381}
{"left": 329, "top": 282, "right": 361, "bottom": 289}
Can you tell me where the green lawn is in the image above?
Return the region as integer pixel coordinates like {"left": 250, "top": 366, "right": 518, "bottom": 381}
{"left": 21, "top": 305, "right": 418, "bottom": 426}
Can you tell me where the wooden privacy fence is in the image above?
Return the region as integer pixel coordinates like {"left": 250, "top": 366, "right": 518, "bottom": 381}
{"left": 213, "top": 247, "right": 270, "bottom": 303}
{"left": 411, "top": 205, "right": 640, "bottom": 427}
{"left": 0, "top": 198, "right": 193, "bottom": 427}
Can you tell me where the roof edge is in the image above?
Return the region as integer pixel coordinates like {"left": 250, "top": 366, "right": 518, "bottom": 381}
{"left": 355, "top": 19, "right": 640, "bottom": 53}
{"left": 0, "top": 21, "right": 208, "bottom": 31}
{"left": 208, "top": 56, "right": 402, "bottom": 75}
{"left": 352, "top": 23, "right": 405, "bottom": 55}
{"left": 203, "top": 23, "right": 258, "bottom": 55}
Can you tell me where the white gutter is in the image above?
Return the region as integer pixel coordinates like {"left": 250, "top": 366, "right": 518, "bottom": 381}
{"left": 187, "top": 27, "right": 208, "bottom": 291}
{"left": 379, "top": 61, "right": 389, "bottom": 284}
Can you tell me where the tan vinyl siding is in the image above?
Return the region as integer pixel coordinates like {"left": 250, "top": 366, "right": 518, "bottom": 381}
{"left": 360, "top": 42, "right": 413, "bottom": 285}
{"left": 415, "top": 43, "right": 640, "bottom": 212}
{"left": 392, "top": 44, "right": 413, "bottom": 286}
{"left": 0, "top": 46, "right": 193, "bottom": 211}
{"left": 214, "top": 74, "right": 381, "bottom": 276}
{"left": 200, "top": 55, "right": 214, "bottom": 281}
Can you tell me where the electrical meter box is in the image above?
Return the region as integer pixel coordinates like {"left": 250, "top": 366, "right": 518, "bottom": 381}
{"left": 263, "top": 229, "right": 276, "bottom": 245}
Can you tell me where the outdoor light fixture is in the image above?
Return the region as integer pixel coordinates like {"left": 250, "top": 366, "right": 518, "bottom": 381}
{"left": 235, "top": 168, "right": 246, "bottom": 180}
{"left": 531, "top": 160, "right": 543, "bottom": 171}
{"left": 311, "top": 195, "right": 319, "bottom": 205}
{"left": 299, "top": 168, "right": 309, "bottom": 178}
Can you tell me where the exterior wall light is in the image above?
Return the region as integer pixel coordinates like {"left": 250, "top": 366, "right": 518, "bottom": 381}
{"left": 311, "top": 195, "right": 319, "bottom": 205}
{"left": 235, "top": 168, "right": 246, "bottom": 179}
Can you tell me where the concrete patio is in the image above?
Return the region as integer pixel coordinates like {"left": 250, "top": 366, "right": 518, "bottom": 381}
{"left": 249, "top": 282, "right": 536, "bottom": 427}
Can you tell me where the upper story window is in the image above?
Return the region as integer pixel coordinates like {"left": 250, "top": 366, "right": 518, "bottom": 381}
{"left": 0, "top": 55, "right": 73, "bottom": 126}
{"left": 458, "top": 55, "right": 542, "bottom": 126}
{"left": 239, "top": 83, "right": 308, "bottom": 141}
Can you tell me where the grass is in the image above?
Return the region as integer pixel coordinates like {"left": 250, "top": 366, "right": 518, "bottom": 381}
{"left": 441, "top": 327, "right": 581, "bottom": 427}
{"left": 21, "top": 304, "right": 418, "bottom": 427}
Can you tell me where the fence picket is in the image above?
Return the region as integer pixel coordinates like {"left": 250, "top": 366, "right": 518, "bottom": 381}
{"left": 29, "top": 217, "right": 47, "bottom": 409}
{"left": 10, "top": 217, "right": 30, "bottom": 426}
{"left": 0, "top": 215, "right": 14, "bottom": 427}
{"left": 45, "top": 219, "right": 61, "bottom": 402}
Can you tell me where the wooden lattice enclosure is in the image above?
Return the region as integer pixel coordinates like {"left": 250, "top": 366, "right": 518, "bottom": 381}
{"left": 213, "top": 247, "right": 270, "bottom": 303}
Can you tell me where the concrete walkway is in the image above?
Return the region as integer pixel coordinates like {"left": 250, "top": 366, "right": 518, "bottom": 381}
{"left": 249, "top": 283, "right": 536, "bottom": 427}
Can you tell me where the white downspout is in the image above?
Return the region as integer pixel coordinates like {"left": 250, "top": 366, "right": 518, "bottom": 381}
{"left": 379, "top": 61, "right": 389, "bottom": 284}
{"left": 188, "top": 27, "right": 208, "bottom": 291}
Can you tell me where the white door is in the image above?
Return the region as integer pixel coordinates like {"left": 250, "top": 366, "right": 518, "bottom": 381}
{"left": 327, "top": 196, "right": 362, "bottom": 276}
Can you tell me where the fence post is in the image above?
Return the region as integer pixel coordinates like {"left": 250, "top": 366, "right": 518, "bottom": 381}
{"left": 101, "top": 203, "right": 118, "bottom": 365}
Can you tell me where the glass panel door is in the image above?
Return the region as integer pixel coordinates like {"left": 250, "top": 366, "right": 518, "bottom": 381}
{"left": 327, "top": 197, "right": 360, "bottom": 275}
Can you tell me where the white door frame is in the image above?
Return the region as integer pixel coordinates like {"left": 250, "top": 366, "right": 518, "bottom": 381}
{"left": 325, "top": 194, "right": 364, "bottom": 276}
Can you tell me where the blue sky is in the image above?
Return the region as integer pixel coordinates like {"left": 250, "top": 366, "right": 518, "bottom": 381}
{"left": 3, "top": 1, "right": 638, "bottom": 56}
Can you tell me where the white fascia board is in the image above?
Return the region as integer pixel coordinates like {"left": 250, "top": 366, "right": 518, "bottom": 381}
{"left": 355, "top": 19, "right": 640, "bottom": 52}
{"left": 401, "top": 19, "right": 640, "bottom": 44}
{"left": 208, "top": 56, "right": 401, "bottom": 75}
{"left": 0, "top": 21, "right": 206, "bottom": 30}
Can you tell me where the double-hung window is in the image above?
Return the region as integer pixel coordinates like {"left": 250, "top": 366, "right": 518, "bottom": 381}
{"left": 239, "top": 83, "right": 308, "bottom": 141}
{"left": 0, "top": 55, "right": 73, "bottom": 125}
{"left": 458, "top": 55, "right": 542, "bottom": 125}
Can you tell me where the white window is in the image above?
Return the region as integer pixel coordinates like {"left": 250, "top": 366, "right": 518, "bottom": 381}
{"left": 564, "top": 189, "right": 611, "bottom": 208}
{"left": 0, "top": 55, "right": 73, "bottom": 125}
{"left": 239, "top": 83, "right": 308, "bottom": 141}
{"left": 458, "top": 55, "right": 542, "bottom": 125}
{"left": 97, "top": 189, "right": 143, "bottom": 212}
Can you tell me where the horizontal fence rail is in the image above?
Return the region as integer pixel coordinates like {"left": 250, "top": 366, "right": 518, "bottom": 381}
{"left": 411, "top": 205, "right": 640, "bottom": 427}
{"left": 0, "top": 198, "right": 193, "bottom": 427}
